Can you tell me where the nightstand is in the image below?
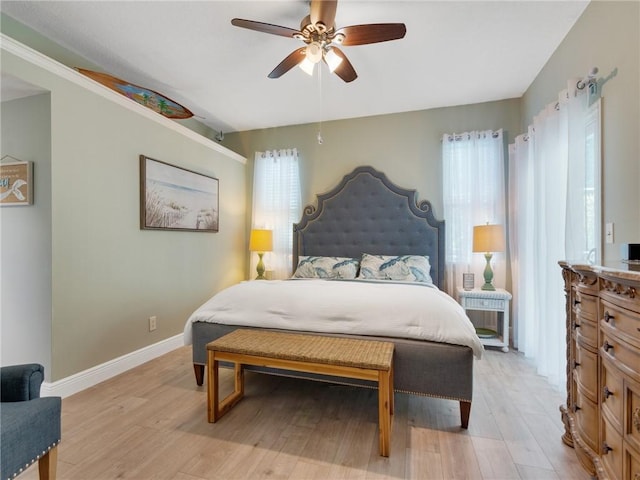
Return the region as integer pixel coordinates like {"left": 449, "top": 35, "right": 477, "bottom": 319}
{"left": 456, "top": 287, "right": 512, "bottom": 352}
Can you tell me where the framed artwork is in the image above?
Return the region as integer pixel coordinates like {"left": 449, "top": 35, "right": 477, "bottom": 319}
{"left": 463, "top": 273, "right": 475, "bottom": 291}
{"left": 0, "top": 157, "right": 33, "bottom": 206}
{"left": 140, "top": 155, "right": 219, "bottom": 232}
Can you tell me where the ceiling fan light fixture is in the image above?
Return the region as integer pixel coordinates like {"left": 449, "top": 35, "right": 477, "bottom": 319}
{"left": 299, "top": 57, "right": 315, "bottom": 76}
{"left": 305, "top": 42, "right": 323, "bottom": 63}
{"left": 324, "top": 48, "right": 343, "bottom": 72}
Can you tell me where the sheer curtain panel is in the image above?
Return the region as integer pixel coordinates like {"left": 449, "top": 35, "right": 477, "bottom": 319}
{"left": 442, "top": 130, "right": 506, "bottom": 296}
{"left": 251, "top": 149, "right": 302, "bottom": 279}
{"left": 509, "top": 84, "right": 600, "bottom": 389}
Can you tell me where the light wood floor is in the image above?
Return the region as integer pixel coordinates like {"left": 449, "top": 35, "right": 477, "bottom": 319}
{"left": 22, "top": 346, "right": 588, "bottom": 480}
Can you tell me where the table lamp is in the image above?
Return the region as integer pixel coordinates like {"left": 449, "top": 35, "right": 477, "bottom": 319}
{"left": 472, "top": 224, "right": 505, "bottom": 291}
{"left": 249, "top": 229, "right": 273, "bottom": 280}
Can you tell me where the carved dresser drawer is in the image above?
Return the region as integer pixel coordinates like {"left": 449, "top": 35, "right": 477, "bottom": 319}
{"left": 577, "top": 290, "right": 599, "bottom": 321}
{"left": 602, "top": 414, "right": 624, "bottom": 480}
{"left": 601, "top": 299, "right": 640, "bottom": 347}
{"left": 575, "top": 283, "right": 600, "bottom": 349}
{"left": 575, "top": 342, "right": 599, "bottom": 401}
{"left": 577, "top": 317, "right": 600, "bottom": 350}
{"left": 575, "top": 384, "right": 599, "bottom": 453}
{"left": 601, "top": 333, "right": 640, "bottom": 382}
{"left": 624, "top": 442, "right": 640, "bottom": 480}
{"left": 627, "top": 377, "right": 640, "bottom": 454}
{"left": 602, "top": 357, "right": 625, "bottom": 433}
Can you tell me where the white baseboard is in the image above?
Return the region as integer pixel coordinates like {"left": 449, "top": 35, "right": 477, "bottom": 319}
{"left": 41, "top": 334, "right": 184, "bottom": 398}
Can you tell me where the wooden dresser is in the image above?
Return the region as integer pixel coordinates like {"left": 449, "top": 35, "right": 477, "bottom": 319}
{"left": 560, "top": 262, "right": 640, "bottom": 480}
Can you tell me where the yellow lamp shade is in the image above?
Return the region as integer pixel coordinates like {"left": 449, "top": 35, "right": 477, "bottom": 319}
{"left": 472, "top": 224, "right": 505, "bottom": 253}
{"left": 249, "top": 229, "right": 273, "bottom": 252}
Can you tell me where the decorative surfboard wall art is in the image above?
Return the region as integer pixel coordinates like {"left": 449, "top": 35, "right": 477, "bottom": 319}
{"left": 77, "top": 68, "right": 193, "bottom": 119}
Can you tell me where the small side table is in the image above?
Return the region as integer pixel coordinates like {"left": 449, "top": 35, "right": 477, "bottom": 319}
{"left": 457, "top": 287, "right": 512, "bottom": 353}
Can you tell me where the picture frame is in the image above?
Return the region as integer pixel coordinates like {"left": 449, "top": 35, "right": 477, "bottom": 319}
{"left": 463, "top": 273, "right": 475, "bottom": 291}
{"left": 0, "top": 157, "right": 33, "bottom": 206}
{"left": 140, "top": 155, "right": 219, "bottom": 232}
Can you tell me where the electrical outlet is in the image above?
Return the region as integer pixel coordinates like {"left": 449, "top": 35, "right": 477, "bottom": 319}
{"left": 149, "top": 316, "right": 157, "bottom": 332}
{"left": 605, "top": 222, "right": 614, "bottom": 244}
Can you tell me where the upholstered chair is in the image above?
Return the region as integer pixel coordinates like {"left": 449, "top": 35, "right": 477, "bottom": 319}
{"left": 1, "top": 364, "right": 61, "bottom": 480}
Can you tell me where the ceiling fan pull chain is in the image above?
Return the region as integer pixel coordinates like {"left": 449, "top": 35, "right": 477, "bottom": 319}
{"left": 317, "top": 67, "right": 324, "bottom": 145}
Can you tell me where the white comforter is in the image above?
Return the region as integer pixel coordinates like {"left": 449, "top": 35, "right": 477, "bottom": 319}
{"left": 183, "top": 279, "right": 483, "bottom": 358}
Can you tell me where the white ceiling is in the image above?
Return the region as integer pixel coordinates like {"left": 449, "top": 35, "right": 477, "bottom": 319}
{"left": 1, "top": 1, "right": 589, "bottom": 134}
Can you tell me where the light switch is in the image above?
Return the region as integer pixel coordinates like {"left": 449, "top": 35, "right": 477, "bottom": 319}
{"left": 605, "top": 222, "right": 614, "bottom": 244}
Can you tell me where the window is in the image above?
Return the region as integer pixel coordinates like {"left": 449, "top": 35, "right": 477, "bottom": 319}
{"left": 441, "top": 130, "right": 506, "bottom": 295}
{"left": 251, "top": 149, "right": 301, "bottom": 279}
{"left": 583, "top": 100, "right": 602, "bottom": 264}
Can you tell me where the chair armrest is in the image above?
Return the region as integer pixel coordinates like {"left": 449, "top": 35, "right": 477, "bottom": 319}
{"left": 0, "top": 364, "right": 44, "bottom": 401}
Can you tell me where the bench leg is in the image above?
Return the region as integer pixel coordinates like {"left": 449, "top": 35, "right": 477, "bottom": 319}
{"left": 378, "top": 369, "right": 392, "bottom": 457}
{"left": 207, "top": 350, "right": 244, "bottom": 423}
{"left": 460, "top": 400, "right": 471, "bottom": 429}
{"left": 389, "top": 363, "right": 394, "bottom": 416}
{"left": 38, "top": 445, "right": 57, "bottom": 480}
{"left": 233, "top": 361, "right": 244, "bottom": 398}
{"left": 207, "top": 351, "right": 217, "bottom": 422}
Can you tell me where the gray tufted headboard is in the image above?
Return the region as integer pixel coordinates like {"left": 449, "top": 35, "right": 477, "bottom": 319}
{"left": 293, "top": 166, "right": 445, "bottom": 289}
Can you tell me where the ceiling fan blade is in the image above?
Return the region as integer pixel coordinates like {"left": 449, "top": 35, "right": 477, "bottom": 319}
{"left": 310, "top": 0, "right": 337, "bottom": 29}
{"left": 268, "top": 49, "right": 307, "bottom": 79}
{"left": 336, "top": 23, "right": 407, "bottom": 46}
{"left": 326, "top": 47, "right": 357, "bottom": 83}
{"left": 231, "top": 18, "right": 301, "bottom": 38}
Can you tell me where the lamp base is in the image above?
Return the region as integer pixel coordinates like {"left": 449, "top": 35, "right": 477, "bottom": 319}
{"left": 481, "top": 252, "right": 496, "bottom": 290}
{"left": 255, "top": 252, "right": 267, "bottom": 280}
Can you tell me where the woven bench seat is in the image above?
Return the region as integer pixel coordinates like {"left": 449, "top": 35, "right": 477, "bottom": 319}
{"left": 206, "top": 329, "right": 394, "bottom": 456}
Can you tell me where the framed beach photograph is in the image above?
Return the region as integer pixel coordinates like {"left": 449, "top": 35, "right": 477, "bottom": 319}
{"left": 140, "top": 155, "right": 219, "bottom": 232}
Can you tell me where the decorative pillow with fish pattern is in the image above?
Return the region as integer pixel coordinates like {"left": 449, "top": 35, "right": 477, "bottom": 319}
{"left": 292, "top": 256, "right": 360, "bottom": 279}
{"left": 357, "top": 254, "right": 432, "bottom": 283}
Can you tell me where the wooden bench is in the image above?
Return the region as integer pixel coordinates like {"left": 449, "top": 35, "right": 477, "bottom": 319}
{"left": 206, "top": 329, "right": 395, "bottom": 456}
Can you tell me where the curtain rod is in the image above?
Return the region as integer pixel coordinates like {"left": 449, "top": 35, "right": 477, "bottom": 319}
{"left": 575, "top": 67, "right": 598, "bottom": 93}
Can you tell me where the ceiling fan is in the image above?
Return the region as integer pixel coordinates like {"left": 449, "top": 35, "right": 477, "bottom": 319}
{"left": 231, "top": 0, "right": 406, "bottom": 83}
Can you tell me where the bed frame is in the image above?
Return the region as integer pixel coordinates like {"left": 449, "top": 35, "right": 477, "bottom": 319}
{"left": 191, "top": 166, "right": 474, "bottom": 428}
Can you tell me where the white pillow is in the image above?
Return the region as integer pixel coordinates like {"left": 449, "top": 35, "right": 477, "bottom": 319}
{"left": 292, "top": 256, "right": 360, "bottom": 279}
{"left": 358, "top": 254, "right": 432, "bottom": 283}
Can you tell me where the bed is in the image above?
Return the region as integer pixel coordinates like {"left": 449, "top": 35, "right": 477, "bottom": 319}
{"left": 185, "top": 166, "right": 482, "bottom": 428}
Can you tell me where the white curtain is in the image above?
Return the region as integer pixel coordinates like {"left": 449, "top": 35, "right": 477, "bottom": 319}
{"left": 509, "top": 84, "right": 598, "bottom": 389}
{"left": 442, "top": 130, "right": 506, "bottom": 296}
{"left": 251, "top": 149, "right": 302, "bottom": 279}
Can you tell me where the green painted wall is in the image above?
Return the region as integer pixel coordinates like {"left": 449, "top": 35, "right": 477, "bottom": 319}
{"left": 1, "top": 93, "right": 52, "bottom": 374}
{"left": 1, "top": 47, "right": 247, "bottom": 381}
